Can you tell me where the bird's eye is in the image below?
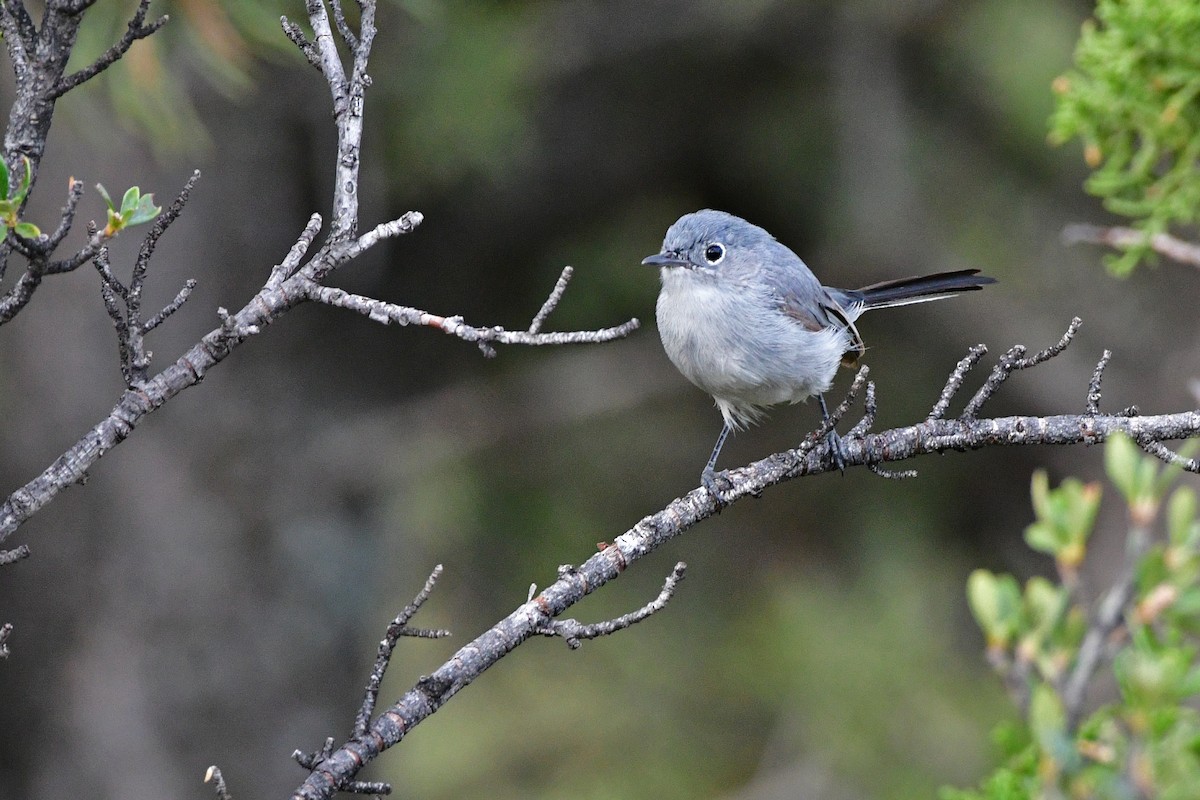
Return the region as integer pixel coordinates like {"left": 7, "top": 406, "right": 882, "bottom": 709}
{"left": 703, "top": 243, "right": 726, "bottom": 264}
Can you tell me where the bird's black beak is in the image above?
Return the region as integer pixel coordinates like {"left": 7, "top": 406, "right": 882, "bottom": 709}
{"left": 642, "top": 253, "right": 690, "bottom": 268}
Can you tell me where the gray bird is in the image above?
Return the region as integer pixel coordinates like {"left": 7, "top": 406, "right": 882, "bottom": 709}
{"left": 643, "top": 209, "right": 994, "bottom": 493}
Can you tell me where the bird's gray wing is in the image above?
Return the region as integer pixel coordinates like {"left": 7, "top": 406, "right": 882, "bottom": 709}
{"left": 778, "top": 289, "right": 865, "bottom": 366}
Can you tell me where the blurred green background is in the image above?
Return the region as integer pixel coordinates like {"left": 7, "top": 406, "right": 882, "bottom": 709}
{"left": 1, "top": 0, "right": 1198, "bottom": 798}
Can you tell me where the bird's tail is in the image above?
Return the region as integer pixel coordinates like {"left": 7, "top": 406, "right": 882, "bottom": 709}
{"left": 836, "top": 269, "right": 996, "bottom": 311}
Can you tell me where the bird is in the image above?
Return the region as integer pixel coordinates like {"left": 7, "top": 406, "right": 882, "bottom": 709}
{"left": 643, "top": 209, "right": 994, "bottom": 494}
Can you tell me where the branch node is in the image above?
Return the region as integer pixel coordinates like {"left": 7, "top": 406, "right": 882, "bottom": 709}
{"left": 536, "top": 562, "right": 686, "bottom": 649}
{"left": 350, "top": 564, "right": 448, "bottom": 740}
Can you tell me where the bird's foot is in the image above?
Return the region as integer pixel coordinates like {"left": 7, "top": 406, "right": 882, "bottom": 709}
{"left": 701, "top": 466, "right": 732, "bottom": 506}
{"left": 826, "top": 428, "right": 847, "bottom": 475}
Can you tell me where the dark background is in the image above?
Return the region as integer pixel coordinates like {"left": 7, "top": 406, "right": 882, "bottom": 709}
{"left": 2, "top": 1, "right": 1198, "bottom": 798}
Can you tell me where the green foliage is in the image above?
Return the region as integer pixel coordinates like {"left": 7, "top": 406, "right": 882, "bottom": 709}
{"left": 1049, "top": 0, "right": 1200, "bottom": 275}
{"left": 1026, "top": 470, "right": 1102, "bottom": 573}
{"left": 0, "top": 157, "right": 41, "bottom": 239}
{"left": 948, "top": 436, "right": 1200, "bottom": 798}
{"left": 95, "top": 183, "right": 161, "bottom": 237}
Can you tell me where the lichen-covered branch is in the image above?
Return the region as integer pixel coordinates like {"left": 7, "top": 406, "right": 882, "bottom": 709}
{"left": 0, "top": 2, "right": 639, "bottom": 547}
{"left": 288, "top": 321, "right": 1200, "bottom": 800}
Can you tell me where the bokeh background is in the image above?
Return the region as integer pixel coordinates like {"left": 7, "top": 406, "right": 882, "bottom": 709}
{"left": 1, "top": 1, "right": 1198, "bottom": 798}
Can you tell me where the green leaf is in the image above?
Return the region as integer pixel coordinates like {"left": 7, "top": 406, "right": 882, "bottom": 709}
{"left": 16, "top": 156, "right": 31, "bottom": 201}
{"left": 126, "top": 193, "right": 160, "bottom": 226}
{"left": 967, "top": 569, "right": 1021, "bottom": 646}
{"left": 0, "top": 158, "right": 10, "bottom": 200}
{"left": 13, "top": 221, "right": 40, "bottom": 239}
{"left": 120, "top": 186, "right": 140, "bottom": 217}
{"left": 1106, "top": 432, "right": 1140, "bottom": 502}
{"left": 1028, "top": 683, "right": 1072, "bottom": 765}
{"left": 1024, "top": 521, "right": 1063, "bottom": 555}
{"left": 95, "top": 183, "right": 114, "bottom": 210}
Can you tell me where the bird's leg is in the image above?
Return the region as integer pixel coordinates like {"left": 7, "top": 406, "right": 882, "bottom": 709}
{"left": 818, "top": 394, "right": 847, "bottom": 474}
{"left": 701, "top": 421, "right": 732, "bottom": 499}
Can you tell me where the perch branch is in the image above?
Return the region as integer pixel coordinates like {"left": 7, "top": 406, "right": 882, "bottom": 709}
{"left": 288, "top": 319, "right": 1200, "bottom": 800}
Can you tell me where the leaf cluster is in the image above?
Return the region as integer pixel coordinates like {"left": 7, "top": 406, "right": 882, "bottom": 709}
{"left": 949, "top": 435, "right": 1200, "bottom": 799}
{"left": 1049, "top": 0, "right": 1200, "bottom": 275}
{"left": 95, "top": 184, "right": 160, "bottom": 237}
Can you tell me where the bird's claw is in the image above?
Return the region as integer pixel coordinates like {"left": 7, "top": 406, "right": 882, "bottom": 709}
{"left": 701, "top": 466, "right": 732, "bottom": 505}
{"left": 826, "top": 428, "right": 847, "bottom": 474}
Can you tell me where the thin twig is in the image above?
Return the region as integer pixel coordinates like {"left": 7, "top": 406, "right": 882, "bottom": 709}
{"left": 0, "top": 545, "right": 28, "bottom": 565}
{"left": 1136, "top": 438, "right": 1200, "bottom": 473}
{"left": 809, "top": 366, "right": 869, "bottom": 449}
{"left": 268, "top": 213, "right": 323, "bottom": 288}
{"left": 329, "top": 0, "right": 357, "bottom": 49}
{"left": 536, "top": 562, "right": 687, "bottom": 649}
{"left": 48, "top": 0, "right": 167, "bottom": 98}
{"left": 928, "top": 345, "right": 988, "bottom": 420}
{"left": 306, "top": 282, "right": 640, "bottom": 351}
{"left": 1087, "top": 349, "right": 1113, "bottom": 415}
{"left": 961, "top": 319, "right": 1083, "bottom": 420}
{"left": 203, "top": 766, "right": 232, "bottom": 800}
{"left": 44, "top": 178, "right": 84, "bottom": 250}
{"left": 142, "top": 279, "right": 197, "bottom": 333}
{"left": 280, "top": 16, "right": 321, "bottom": 69}
{"left": 351, "top": 565, "right": 450, "bottom": 740}
{"left": 853, "top": 384, "right": 916, "bottom": 478}
{"left": 1063, "top": 223, "right": 1200, "bottom": 269}
{"left": 528, "top": 266, "right": 573, "bottom": 334}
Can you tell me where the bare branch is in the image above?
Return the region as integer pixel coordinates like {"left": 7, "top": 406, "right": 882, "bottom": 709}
{"left": 44, "top": 177, "right": 84, "bottom": 250}
{"left": 1087, "top": 349, "right": 1113, "bottom": 415}
{"left": 961, "top": 319, "right": 1082, "bottom": 420}
{"left": 528, "top": 266, "right": 574, "bottom": 334}
{"left": 1064, "top": 223, "right": 1200, "bottom": 269}
{"left": 329, "top": 0, "right": 357, "bottom": 50}
{"left": 854, "top": 382, "right": 917, "bottom": 479}
{"left": 0, "top": 621, "right": 11, "bottom": 658}
{"left": 268, "top": 213, "right": 323, "bottom": 287}
{"left": 351, "top": 565, "right": 451, "bottom": 740}
{"left": 0, "top": 544, "right": 29, "bottom": 565}
{"left": 287, "top": 323, "right": 1200, "bottom": 799}
{"left": 48, "top": 0, "right": 168, "bottom": 98}
{"left": 305, "top": 282, "right": 640, "bottom": 351}
{"left": 203, "top": 766, "right": 232, "bottom": 800}
{"left": 142, "top": 279, "right": 197, "bottom": 334}
{"left": 0, "top": 2, "right": 34, "bottom": 79}
{"left": 1136, "top": 438, "right": 1200, "bottom": 473}
{"left": 537, "top": 562, "right": 687, "bottom": 649}
{"left": 280, "top": 15, "right": 321, "bottom": 69}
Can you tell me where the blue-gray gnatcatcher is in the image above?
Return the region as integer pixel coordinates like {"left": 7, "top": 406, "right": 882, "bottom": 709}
{"left": 643, "top": 209, "right": 994, "bottom": 490}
